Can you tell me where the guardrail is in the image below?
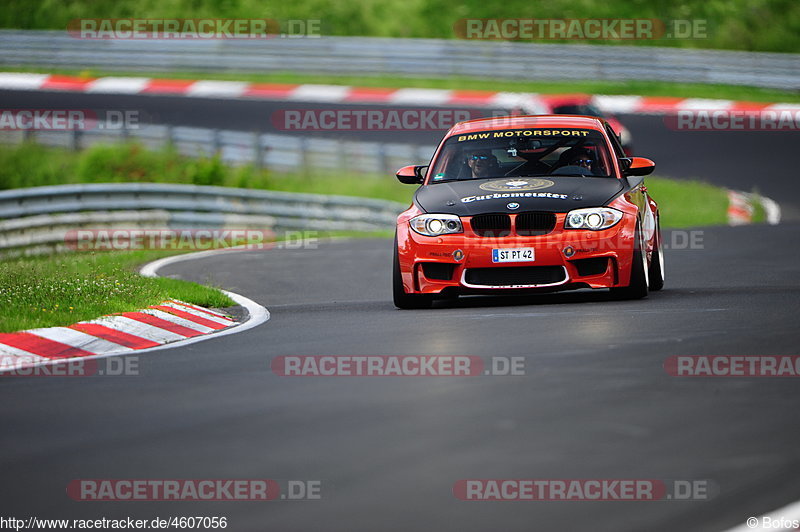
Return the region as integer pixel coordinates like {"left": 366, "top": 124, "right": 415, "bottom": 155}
{"left": 0, "top": 183, "right": 408, "bottom": 256}
{"left": 1, "top": 30, "right": 798, "bottom": 90}
{"left": 0, "top": 125, "right": 435, "bottom": 175}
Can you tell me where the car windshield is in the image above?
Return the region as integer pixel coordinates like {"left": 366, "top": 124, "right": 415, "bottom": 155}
{"left": 428, "top": 128, "right": 614, "bottom": 182}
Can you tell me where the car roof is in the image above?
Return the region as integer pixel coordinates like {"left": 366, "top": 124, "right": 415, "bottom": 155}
{"left": 538, "top": 94, "right": 593, "bottom": 108}
{"left": 446, "top": 114, "right": 607, "bottom": 137}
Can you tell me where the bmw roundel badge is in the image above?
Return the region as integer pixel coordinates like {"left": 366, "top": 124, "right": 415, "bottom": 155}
{"left": 507, "top": 202, "right": 520, "bottom": 210}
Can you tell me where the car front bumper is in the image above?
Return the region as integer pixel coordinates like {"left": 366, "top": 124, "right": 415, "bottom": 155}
{"left": 397, "top": 213, "right": 637, "bottom": 295}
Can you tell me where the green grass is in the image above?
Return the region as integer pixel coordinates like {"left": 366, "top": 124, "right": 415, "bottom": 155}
{"left": 0, "top": 141, "right": 415, "bottom": 202}
{"left": 645, "top": 177, "right": 729, "bottom": 227}
{"left": 2, "top": 0, "right": 800, "bottom": 52}
{"left": 0, "top": 249, "right": 234, "bottom": 333}
{"left": 750, "top": 192, "right": 767, "bottom": 223}
{"left": 5, "top": 66, "right": 800, "bottom": 103}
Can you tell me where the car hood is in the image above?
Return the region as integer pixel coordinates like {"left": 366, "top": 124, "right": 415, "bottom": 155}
{"left": 414, "top": 176, "right": 628, "bottom": 216}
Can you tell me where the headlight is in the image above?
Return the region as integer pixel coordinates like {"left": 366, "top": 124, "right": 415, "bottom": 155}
{"left": 564, "top": 208, "right": 623, "bottom": 230}
{"left": 410, "top": 214, "right": 463, "bottom": 236}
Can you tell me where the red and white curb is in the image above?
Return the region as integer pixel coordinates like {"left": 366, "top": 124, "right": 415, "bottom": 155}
{"left": 727, "top": 190, "right": 781, "bottom": 226}
{"left": 0, "top": 72, "right": 797, "bottom": 115}
{"left": 0, "top": 251, "right": 269, "bottom": 373}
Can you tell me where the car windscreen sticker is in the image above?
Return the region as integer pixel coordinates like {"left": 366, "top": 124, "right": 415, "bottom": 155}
{"left": 461, "top": 192, "right": 568, "bottom": 203}
{"left": 456, "top": 129, "right": 591, "bottom": 141}
{"left": 479, "top": 178, "right": 554, "bottom": 192}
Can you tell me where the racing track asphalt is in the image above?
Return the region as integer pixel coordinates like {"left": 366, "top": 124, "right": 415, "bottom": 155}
{"left": 1, "top": 88, "right": 799, "bottom": 531}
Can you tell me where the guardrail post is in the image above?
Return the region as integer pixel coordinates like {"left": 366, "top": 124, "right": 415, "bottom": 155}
{"left": 212, "top": 129, "right": 222, "bottom": 156}
{"left": 70, "top": 129, "right": 82, "bottom": 151}
{"left": 300, "top": 136, "right": 310, "bottom": 177}
{"left": 252, "top": 132, "right": 262, "bottom": 170}
{"left": 338, "top": 139, "right": 347, "bottom": 173}
{"left": 378, "top": 144, "right": 389, "bottom": 175}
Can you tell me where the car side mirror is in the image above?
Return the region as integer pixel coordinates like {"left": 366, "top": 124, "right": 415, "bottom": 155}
{"left": 396, "top": 165, "right": 427, "bottom": 184}
{"left": 623, "top": 157, "right": 655, "bottom": 176}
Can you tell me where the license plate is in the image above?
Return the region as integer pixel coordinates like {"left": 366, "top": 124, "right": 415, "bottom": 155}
{"left": 492, "top": 248, "right": 535, "bottom": 263}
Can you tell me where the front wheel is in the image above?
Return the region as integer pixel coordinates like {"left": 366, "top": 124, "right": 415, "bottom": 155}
{"left": 393, "top": 236, "right": 432, "bottom": 309}
{"left": 610, "top": 224, "right": 649, "bottom": 300}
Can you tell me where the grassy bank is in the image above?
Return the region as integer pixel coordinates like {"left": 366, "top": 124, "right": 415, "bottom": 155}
{"left": 2, "top": 0, "right": 799, "bottom": 52}
{"left": 0, "top": 250, "right": 234, "bottom": 333}
{"left": 0, "top": 141, "right": 414, "bottom": 202}
{"left": 644, "top": 178, "right": 730, "bottom": 227}
{"left": 6, "top": 67, "right": 800, "bottom": 104}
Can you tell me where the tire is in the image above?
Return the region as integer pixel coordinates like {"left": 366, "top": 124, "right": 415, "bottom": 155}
{"left": 648, "top": 217, "right": 665, "bottom": 292}
{"left": 610, "top": 224, "right": 649, "bottom": 300}
{"left": 393, "top": 235, "right": 433, "bottom": 309}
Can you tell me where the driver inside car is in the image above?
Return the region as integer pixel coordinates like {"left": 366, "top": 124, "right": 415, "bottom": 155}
{"left": 466, "top": 149, "right": 500, "bottom": 178}
{"left": 554, "top": 147, "right": 597, "bottom": 175}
